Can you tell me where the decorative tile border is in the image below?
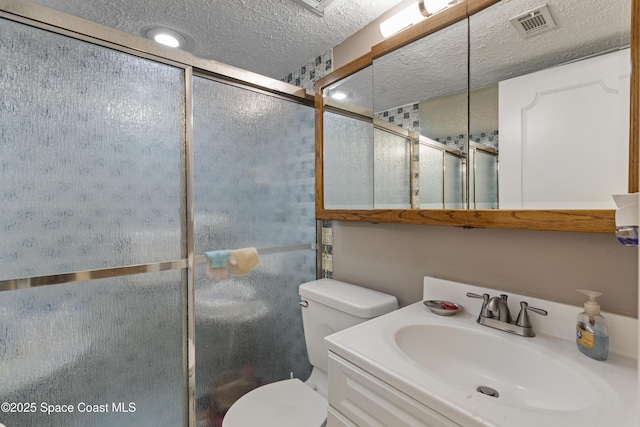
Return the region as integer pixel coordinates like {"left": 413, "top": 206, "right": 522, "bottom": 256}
{"left": 375, "top": 103, "right": 420, "bottom": 132}
{"left": 321, "top": 220, "right": 333, "bottom": 279}
{"left": 434, "top": 133, "right": 468, "bottom": 153}
{"left": 412, "top": 139, "right": 420, "bottom": 207}
{"left": 470, "top": 130, "right": 499, "bottom": 150}
{"left": 282, "top": 51, "right": 333, "bottom": 92}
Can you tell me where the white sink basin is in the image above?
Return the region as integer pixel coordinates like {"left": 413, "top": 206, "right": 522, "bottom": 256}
{"left": 395, "top": 324, "right": 597, "bottom": 411}
{"left": 325, "top": 278, "right": 638, "bottom": 427}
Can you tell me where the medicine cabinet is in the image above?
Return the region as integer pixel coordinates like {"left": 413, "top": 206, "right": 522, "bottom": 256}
{"left": 315, "top": 0, "right": 639, "bottom": 232}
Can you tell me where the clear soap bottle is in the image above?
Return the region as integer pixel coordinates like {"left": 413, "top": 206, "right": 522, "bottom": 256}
{"left": 576, "top": 290, "right": 609, "bottom": 361}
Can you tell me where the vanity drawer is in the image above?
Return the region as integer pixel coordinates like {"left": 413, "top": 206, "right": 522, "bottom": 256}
{"left": 328, "top": 353, "right": 460, "bottom": 427}
{"left": 328, "top": 407, "right": 358, "bottom": 427}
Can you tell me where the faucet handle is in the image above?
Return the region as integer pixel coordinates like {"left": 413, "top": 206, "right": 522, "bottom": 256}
{"left": 466, "top": 292, "right": 492, "bottom": 318}
{"left": 466, "top": 292, "right": 493, "bottom": 300}
{"left": 515, "top": 301, "right": 548, "bottom": 328}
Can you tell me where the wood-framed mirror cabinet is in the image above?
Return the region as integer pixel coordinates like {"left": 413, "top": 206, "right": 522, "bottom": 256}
{"left": 315, "top": 0, "right": 639, "bottom": 232}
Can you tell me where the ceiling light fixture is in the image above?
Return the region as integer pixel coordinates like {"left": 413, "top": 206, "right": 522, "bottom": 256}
{"left": 379, "top": 2, "right": 424, "bottom": 38}
{"left": 379, "top": 0, "right": 457, "bottom": 38}
{"left": 420, "top": 0, "right": 456, "bottom": 17}
{"left": 145, "top": 28, "right": 187, "bottom": 49}
{"left": 154, "top": 33, "right": 180, "bottom": 48}
{"left": 331, "top": 91, "right": 348, "bottom": 100}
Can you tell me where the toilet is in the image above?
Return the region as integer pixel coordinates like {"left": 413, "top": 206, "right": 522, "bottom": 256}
{"left": 222, "top": 278, "right": 398, "bottom": 427}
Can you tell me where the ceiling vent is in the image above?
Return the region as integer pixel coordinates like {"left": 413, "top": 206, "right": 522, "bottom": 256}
{"left": 509, "top": 4, "right": 557, "bottom": 38}
{"left": 293, "top": 0, "right": 347, "bottom": 16}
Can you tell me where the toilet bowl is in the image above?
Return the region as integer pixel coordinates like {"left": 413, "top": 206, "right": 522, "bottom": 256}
{"left": 222, "top": 279, "right": 398, "bottom": 427}
{"left": 221, "top": 378, "right": 327, "bottom": 427}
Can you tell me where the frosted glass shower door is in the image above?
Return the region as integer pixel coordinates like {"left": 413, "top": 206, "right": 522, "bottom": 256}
{"left": 444, "top": 153, "right": 465, "bottom": 209}
{"left": 373, "top": 128, "right": 411, "bottom": 208}
{"left": 323, "top": 112, "right": 374, "bottom": 209}
{"left": 0, "top": 19, "right": 184, "bottom": 280}
{"left": 0, "top": 272, "right": 185, "bottom": 427}
{"left": 192, "top": 77, "right": 316, "bottom": 424}
{"left": 473, "top": 150, "right": 498, "bottom": 209}
{"left": 419, "top": 144, "right": 445, "bottom": 209}
{"left": 0, "top": 17, "right": 187, "bottom": 427}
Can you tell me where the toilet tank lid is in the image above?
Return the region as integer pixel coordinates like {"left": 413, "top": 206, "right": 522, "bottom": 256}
{"left": 299, "top": 279, "right": 398, "bottom": 319}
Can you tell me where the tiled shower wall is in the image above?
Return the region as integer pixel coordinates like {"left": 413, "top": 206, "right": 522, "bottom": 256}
{"left": 284, "top": 51, "right": 334, "bottom": 278}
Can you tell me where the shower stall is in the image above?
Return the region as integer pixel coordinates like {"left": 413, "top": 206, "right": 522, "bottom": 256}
{"left": 418, "top": 137, "right": 467, "bottom": 210}
{"left": 0, "top": 2, "right": 317, "bottom": 426}
{"left": 323, "top": 112, "right": 414, "bottom": 210}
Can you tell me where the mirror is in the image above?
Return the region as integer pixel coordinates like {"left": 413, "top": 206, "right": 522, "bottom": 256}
{"left": 373, "top": 19, "right": 469, "bottom": 209}
{"left": 323, "top": 66, "right": 374, "bottom": 209}
{"left": 469, "top": 0, "right": 631, "bottom": 210}
{"left": 323, "top": 64, "right": 417, "bottom": 210}
{"left": 316, "top": 0, "right": 637, "bottom": 231}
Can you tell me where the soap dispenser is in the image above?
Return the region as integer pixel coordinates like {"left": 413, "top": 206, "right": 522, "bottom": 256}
{"left": 576, "top": 290, "right": 609, "bottom": 361}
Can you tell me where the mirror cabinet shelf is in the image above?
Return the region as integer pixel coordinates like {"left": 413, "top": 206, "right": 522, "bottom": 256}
{"left": 315, "top": 0, "right": 638, "bottom": 233}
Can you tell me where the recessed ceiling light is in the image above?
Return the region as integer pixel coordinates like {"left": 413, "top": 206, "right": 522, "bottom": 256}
{"left": 144, "top": 27, "right": 188, "bottom": 49}
{"left": 331, "top": 91, "right": 348, "bottom": 100}
{"left": 154, "top": 33, "right": 180, "bottom": 48}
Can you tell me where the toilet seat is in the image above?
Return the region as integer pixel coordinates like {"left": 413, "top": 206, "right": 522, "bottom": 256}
{"left": 222, "top": 378, "right": 327, "bottom": 427}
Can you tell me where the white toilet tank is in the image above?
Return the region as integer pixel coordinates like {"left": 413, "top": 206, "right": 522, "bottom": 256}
{"left": 299, "top": 279, "right": 398, "bottom": 374}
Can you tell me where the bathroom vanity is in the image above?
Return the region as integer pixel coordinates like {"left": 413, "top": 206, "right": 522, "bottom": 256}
{"left": 325, "top": 277, "right": 638, "bottom": 427}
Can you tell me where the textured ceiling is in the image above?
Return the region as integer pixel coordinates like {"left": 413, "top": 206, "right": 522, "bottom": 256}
{"left": 332, "top": 0, "right": 631, "bottom": 113}
{"left": 27, "top": 0, "right": 405, "bottom": 80}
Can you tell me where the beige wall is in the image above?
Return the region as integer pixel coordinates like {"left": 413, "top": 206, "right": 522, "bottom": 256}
{"left": 331, "top": 221, "right": 638, "bottom": 317}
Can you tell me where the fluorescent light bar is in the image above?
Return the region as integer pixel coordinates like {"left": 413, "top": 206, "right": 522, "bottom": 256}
{"left": 379, "top": 0, "right": 457, "bottom": 38}
{"left": 420, "top": 0, "right": 454, "bottom": 16}
{"left": 379, "top": 2, "right": 425, "bottom": 38}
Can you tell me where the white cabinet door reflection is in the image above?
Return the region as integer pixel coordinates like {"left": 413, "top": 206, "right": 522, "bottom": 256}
{"left": 499, "top": 49, "right": 630, "bottom": 209}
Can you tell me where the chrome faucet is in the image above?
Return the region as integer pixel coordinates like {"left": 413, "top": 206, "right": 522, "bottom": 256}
{"left": 466, "top": 292, "right": 547, "bottom": 337}
{"left": 487, "top": 294, "right": 512, "bottom": 323}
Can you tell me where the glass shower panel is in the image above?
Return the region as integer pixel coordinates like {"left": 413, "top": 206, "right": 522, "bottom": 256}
{"left": 0, "top": 19, "right": 184, "bottom": 281}
{"left": 474, "top": 150, "right": 499, "bottom": 209}
{"left": 419, "top": 144, "right": 445, "bottom": 209}
{"left": 193, "top": 250, "right": 316, "bottom": 424}
{"left": 192, "top": 77, "right": 316, "bottom": 424}
{"left": 468, "top": 148, "right": 476, "bottom": 208}
{"left": 444, "top": 153, "right": 465, "bottom": 209}
{"left": 373, "top": 128, "right": 411, "bottom": 208}
{"left": 0, "top": 270, "right": 185, "bottom": 427}
{"left": 323, "top": 112, "right": 374, "bottom": 209}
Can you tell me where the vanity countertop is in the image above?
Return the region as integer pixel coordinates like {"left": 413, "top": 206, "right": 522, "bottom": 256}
{"left": 325, "top": 277, "right": 638, "bottom": 427}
